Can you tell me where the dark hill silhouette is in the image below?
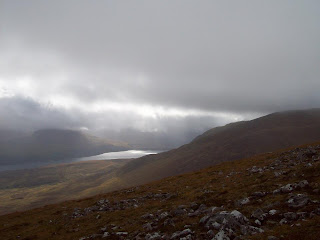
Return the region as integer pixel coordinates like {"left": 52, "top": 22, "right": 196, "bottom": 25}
{"left": 118, "top": 109, "right": 320, "bottom": 184}
{"left": 0, "top": 129, "right": 129, "bottom": 164}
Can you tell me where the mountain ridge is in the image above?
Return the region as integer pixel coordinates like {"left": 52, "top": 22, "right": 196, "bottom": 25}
{"left": 116, "top": 109, "right": 320, "bottom": 185}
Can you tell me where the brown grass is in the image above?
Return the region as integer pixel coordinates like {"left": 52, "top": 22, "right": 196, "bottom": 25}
{"left": 0, "top": 142, "right": 320, "bottom": 239}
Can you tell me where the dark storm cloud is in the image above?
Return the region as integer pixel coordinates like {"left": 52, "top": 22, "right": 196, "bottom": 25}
{"left": 0, "top": 96, "right": 82, "bottom": 130}
{"left": 0, "top": 0, "right": 320, "bottom": 133}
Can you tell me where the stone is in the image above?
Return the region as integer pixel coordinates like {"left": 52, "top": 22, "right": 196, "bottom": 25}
{"left": 230, "top": 210, "right": 249, "bottom": 223}
{"left": 280, "top": 184, "right": 295, "bottom": 193}
{"left": 159, "top": 211, "right": 170, "bottom": 220}
{"left": 163, "top": 218, "right": 175, "bottom": 227}
{"left": 213, "top": 229, "right": 230, "bottom": 240}
{"left": 207, "top": 230, "right": 214, "bottom": 237}
{"left": 268, "top": 236, "right": 279, "bottom": 240}
{"left": 170, "top": 229, "right": 192, "bottom": 239}
{"left": 116, "top": 232, "right": 128, "bottom": 236}
{"left": 143, "top": 223, "right": 153, "bottom": 231}
{"left": 313, "top": 208, "right": 320, "bottom": 215}
{"left": 251, "top": 192, "right": 266, "bottom": 198}
{"left": 251, "top": 208, "right": 265, "bottom": 221}
{"left": 297, "top": 212, "right": 308, "bottom": 219}
{"left": 171, "top": 207, "right": 187, "bottom": 216}
{"left": 102, "top": 232, "right": 110, "bottom": 238}
{"left": 142, "top": 213, "right": 154, "bottom": 219}
{"left": 283, "top": 212, "right": 297, "bottom": 220}
{"left": 279, "top": 218, "right": 287, "bottom": 225}
{"left": 238, "top": 197, "right": 250, "bottom": 205}
{"left": 268, "top": 209, "right": 277, "bottom": 216}
{"left": 211, "top": 222, "right": 221, "bottom": 230}
{"left": 298, "top": 180, "right": 309, "bottom": 188}
{"left": 287, "top": 194, "right": 310, "bottom": 208}
{"left": 145, "top": 232, "right": 162, "bottom": 240}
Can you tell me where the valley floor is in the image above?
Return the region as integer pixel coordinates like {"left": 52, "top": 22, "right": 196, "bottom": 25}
{"left": 0, "top": 159, "right": 131, "bottom": 215}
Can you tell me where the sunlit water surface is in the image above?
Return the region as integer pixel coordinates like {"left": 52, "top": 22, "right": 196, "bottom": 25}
{"left": 0, "top": 150, "right": 163, "bottom": 172}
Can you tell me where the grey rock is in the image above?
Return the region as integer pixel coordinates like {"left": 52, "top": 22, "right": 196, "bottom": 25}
{"left": 238, "top": 197, "right": 250, "bottom": 205}
{"left": 89, "top": 234, "right": 103, "bottom": 238}
{"left": 207, "top": 230, "right": 214, "bottom": 237}
{"left": 189, "top": 202, "right": 199, "bottom": 210}
{"left": 313, "top": 208, "right": 320, "bottom": 215}
{"left": 211, "top": 221, "right": 221, "bottom": 230}
{"left": 116, "top": 232, "right": 128, "bottom": 236}
{"left": 251, "top": 192, "right": 266, "bottom": 198}
{"left": 199, "top": 215, "right": 210, "bottom": 225}
{"left": 102, "top": 232, "right": 110, "bottom": 238}
{"left": 297, "top": 212, "right": 308, "bottom": 219}
{"left": 171, "top": 207, "right": 187, "bottom": 216}
{"left": 180, "top": 235, "right": 193, "bottom": 240}
{"left": 145, "top": 232, "right": 162, "bottom": 240}
{"left": 143, "top": 223, "right": 153, "bottom": 232}
{"left": 268, "top": 236, "right": 279, "bottom": 240}
{"left": 283, "top": 212, "right": 297, "bottom": 220}
{"left": 142, "top": 213, "right": 154, "bottom": 219}
{"left": 287, "top": 194, "right": 310, "bottom": 208}
{"left": 163, "top": 218, "right": 175, "bottom": 227}
{"left": 213, "top": 229, "right": 230, "bottom": 240}
{"left": 273, "top": 189, "right": 281, "bottom": 194}
{"left": 268, "top": 209, "right": 277, "bottom": 216}
{"left": 298, "top": 180, "right": 309, "bottom": 188}
{"left": 254, "top": 219, "right": 261, "bottom": 226}
{"left": 159, "top": 211, "right": 170, "bottom": 220}
{"left": 247, "top": 226, "right": 264, "bottom": 234}
{"left": 279, "top": 218, "right": 287, "bottom": 225}
{"left": 251, "top": 208, "right": 266, "bottom": 221}
{"left": 274, "top": 172, "right": 282, "bottom": 177}
{"left": 280, "top": 184, "right": 295, "bottom": 193}
{"left": 170, "top": 229, "right": 192, "bottom": 239}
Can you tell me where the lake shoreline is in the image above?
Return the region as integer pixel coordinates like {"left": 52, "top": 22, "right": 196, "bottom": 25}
{"left": 0, "top": 149, "right": 165, "bottom": 172}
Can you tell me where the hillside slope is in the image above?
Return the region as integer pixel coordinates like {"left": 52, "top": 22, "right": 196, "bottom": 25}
{"left": 0, "top": 142, "right": 319, "bottom": 239}
{"left": 0, "top": 129, "right": 130, "bottom": 165}
{"left": 117, "top": 109, "right": 320, "bottom": 185}
{"left": 1, "top": 109, "right": 320, "bottom": 215}
{"left": 0, "top": 159, "right": 132, "bottom": 215}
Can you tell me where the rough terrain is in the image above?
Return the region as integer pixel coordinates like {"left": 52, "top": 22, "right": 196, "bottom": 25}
{"left": 0, "top": 142, "right": 319, "bottom": 239}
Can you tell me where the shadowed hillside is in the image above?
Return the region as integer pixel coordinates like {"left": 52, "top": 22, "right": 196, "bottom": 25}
{"left": 0, "top": 129, "right": 130, "bottom": 165}
{"left": 1, "top": 142, "right": 319, "bottom": 239}
{"left": 117, "top": 109, "right": 320, "bottom": 185}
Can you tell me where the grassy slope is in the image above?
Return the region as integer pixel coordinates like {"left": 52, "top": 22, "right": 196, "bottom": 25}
{"left": 117, "top": 109, "right": 320, "bottom": 185}
{"left": 0, "top": 142, "right": 319, "bottom": 239}
{"left": 0, "top": 159, "right": 131, "bottom": 215}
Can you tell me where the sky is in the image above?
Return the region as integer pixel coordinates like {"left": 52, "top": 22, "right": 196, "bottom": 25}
{"left": 1, "top": 0, "right": 320, "bottom": 136}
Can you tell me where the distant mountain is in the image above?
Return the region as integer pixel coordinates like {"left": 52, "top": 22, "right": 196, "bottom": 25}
{"left": 94, "top": 128, "right": 204, "bottom": 150}
{"left": 117, "top": 109, "right": 320, "bottom": 185}
{"left": 0, "top": 129, "right": 130, "bottom": 164}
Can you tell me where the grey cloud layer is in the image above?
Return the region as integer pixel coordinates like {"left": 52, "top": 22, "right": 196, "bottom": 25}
{"left": 1, "top": 0, "right": 320, "bottom": 132}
